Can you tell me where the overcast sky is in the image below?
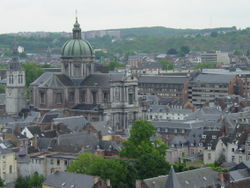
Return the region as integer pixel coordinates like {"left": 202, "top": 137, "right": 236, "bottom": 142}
{"left": 1, "top": 0, "right": 249, "bottom": 34}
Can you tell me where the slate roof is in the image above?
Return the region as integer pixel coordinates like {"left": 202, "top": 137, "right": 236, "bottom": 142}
{"left": 148, "top": 105, "right": 169, "bottom": 113}
{"left": 144, "top": 167, "right": 220, "bottom": 188}
{"left": 229, "top": 169, "right": 250, "bottom": 181}
{"left": 41, "top": 112, "right": 61, "bottom": 123}
{"left": 27, "top": 126, "right": 42, "bottom": 136}
{"left": 30, "top": 72, "right": 74, "bottom": 88}
{"left": 165, "top": 166, "right": 181, "bottom": 188}
{"left": 38, "top": 138, "right": 53, "bottom": 151}
{"left": 200, "top": 131, "right": 222, "bottom": 150}
{"left": 139, "top": 75, "right": 188, "bottom": 84}
{"left": 99, "top": 140, "right": 122, "bottom": 151}
{"left": 57, "top": 131, "right": 99, "bottom": 152}
{"left": 43, "top": 171, "right": 97, "bottom": 188}
{"left": 152, "top": 120, "right": 205, "bottom": 130}
{"left": 80, "top": 73, "right": 110, "bottom": 87}
{"left": 191, "top": 74, "right": 235, "bottom": 84}
{"left": 30, "top": 72, "right": 54, "bottom": 86}
{"left": 89, "top": 121, "right": 113, "bottom": 135}
{"left": 53, "top": 116, "right": 87, "bottom": 132}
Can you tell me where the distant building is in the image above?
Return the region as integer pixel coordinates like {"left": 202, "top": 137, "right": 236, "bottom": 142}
{"left": 188, "top": 74, "right": 243, "bottom": 107}
{"left": 138, "top": 75, "right": 190, "bottom": 100}
{"left": 0, "top": 148, "right": 17, "bottom": 184}
{"left": 201, "top": 51, "right": 230, "bottom": 64}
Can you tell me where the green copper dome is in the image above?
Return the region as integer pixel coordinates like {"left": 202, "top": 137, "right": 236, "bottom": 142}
{"left": 61, "top": 18, "right": 94, "bottom": 58}
{"left": 61, "top": 39, "right": 94, "bottom": 58}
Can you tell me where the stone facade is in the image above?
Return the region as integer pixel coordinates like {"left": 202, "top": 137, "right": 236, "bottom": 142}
{"left": 30, "top": 19, "right": 139, "bottom": 133}
{"left": 5, "top": 43, "right": 26, "bottom": 115}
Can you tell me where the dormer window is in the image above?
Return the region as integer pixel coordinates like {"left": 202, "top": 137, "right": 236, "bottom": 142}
{"left": 212, "top": 135, "right": 217, "bottom": 139}
{"left": 202, "top": 135, "right": 206, "bottom": 139}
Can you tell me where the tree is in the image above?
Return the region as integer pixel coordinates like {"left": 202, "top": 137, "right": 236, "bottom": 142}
{"left": 105, "top": 61, "right": 125, "bottom": 71}
{"left": 135, "top": 153, "right": 170, "bottom": 179}
{"left": 0, "top": 85, "right": 5, "bottom": 94}
{"left": 159, "top": 59, "right": 174, "bottom": 70}
{"left": 0, "top": 177, "right": 4, "bottom": 187}
{"left": 15, "top": 173, "right": 44, "bottom": 188}
{"left": 120, "top": 120, "right": 167, "bottom": 158}
{"left": 29, "top": 172, "right": 45, "bottom": 188}
{"left": 167, "top": 48, "right": 178, "bottom": 55}
{"left": 210, "top": 31, "right": 218, "bottom": 37}
{"left": 194, "top": 62, "right": 217, "bottom": 70}
{"left": 68, "top": 153, "right": 136, "bottom": 188}
{"left": 22, "top": 62, "right": 44, "bottom": 87}
{"left": 15, "top": 176, "right": 30, "bottom": 188}
{"left": 179, "top": 46, "right": 190, "bottom": 57}
{"left": 234, "top": 50, "right": 243, "bottom": 56}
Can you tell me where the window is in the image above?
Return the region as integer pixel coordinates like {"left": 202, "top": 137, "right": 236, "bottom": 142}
{"left": 239, "top": 156, "right": 243, "bottom": 162}
{"left": 232, "top": 156, "right": 235, "bottom": 162}
{"left": 57, "top": 159, "right": 60, "bottom": 166}
{"left": 40, "top": 92, "right": 45, "bottom": 104}
{"left": 129, "top": 94, "right": 133, "bottom": 104}
{"left": 208, "top": 153, "right": 211, "bottom": 160}
{"left": 80, "top": 91, "right": 85, "bottom": 103}
{"left": 9, "top": 75, "right": 14, "bottom": 84}
{"left": 232, "top": 148, "right": 235, "bottom": 152}
{"left": 56, "top": 93, "right": 63, "bottom": 104}
{"left": 64, "top": 160, "right": 68, "bottom": 166}
{"left": 103, "top": 92, "right": 108, "bottom": 102}
{"left": 92, "top": 91, "right": 97, "bottom": 104}
{"left": 50, "top": 159, "right": 54, "bottom": 165}
{"left": 9, "top": 165, "right": 12, "bottom": 174}
{"left": 69, "top": 91, "right": 75, "bottom": 104}
{"left": 18, "top": 74, "right": 23, "bottom": 84}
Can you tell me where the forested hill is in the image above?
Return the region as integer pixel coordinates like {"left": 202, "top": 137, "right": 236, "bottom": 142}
{"left": 2, "top": 26, "right": 250, "bottom": 55}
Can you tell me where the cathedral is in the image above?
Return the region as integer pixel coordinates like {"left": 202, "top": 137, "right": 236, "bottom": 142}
{"left": 29, "top": 18, "right": 139, "bottom": 133}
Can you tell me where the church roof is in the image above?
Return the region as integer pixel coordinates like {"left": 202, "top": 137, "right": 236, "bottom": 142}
{"left": 80, "top": 73, "right": 110, "bottom": 87}
{"left": 30, "top": 72, "right": 74, "bottom": 88}
{"left": 31, "top": 71, "right": 128, "bottom": 88}
{"left": 144, "top": 167, "right": 219, "bottom": 188}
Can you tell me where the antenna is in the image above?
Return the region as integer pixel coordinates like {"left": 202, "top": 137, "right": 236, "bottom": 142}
{"left": 75, "top": 9, "right": 78, "bottom": 21}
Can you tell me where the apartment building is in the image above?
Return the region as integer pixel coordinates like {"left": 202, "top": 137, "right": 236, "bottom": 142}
{"left": 188, "top": 74, "right": 243, "bottom": 107}
{"left": 138, "top": 75, "right": 190, "bottom": 100}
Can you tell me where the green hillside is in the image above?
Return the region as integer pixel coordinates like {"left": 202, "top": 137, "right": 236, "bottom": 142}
{"left": 1, "top": 26, "right": 250, "bottom": 55}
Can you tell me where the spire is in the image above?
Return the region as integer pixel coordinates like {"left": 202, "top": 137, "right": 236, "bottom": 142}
{"left": 73, "top": 11, "right": 82, "bottom": 39}
{"left": 165, "top": 166, "right": 181, "bottom": 188}
{"left": 9, "top": 40, "right": 22, "bottom": 71}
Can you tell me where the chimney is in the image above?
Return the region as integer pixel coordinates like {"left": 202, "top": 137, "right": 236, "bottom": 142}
{"left": 106, "top": 179, "right": 111, "bottom": 188}
{"left": 93, "top": 176, "right": 99, "bottom": 184}
{"left": 32, "top": 134, "right": 38, "bottom": 149}
{"left": 135, "top": 180, "right": 142, "bottom": 188}
{"left": 219, "top": 172, "right": 225, "bottom": 188}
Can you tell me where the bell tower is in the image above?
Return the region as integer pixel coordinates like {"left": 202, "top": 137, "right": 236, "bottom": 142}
{"left": 5, "top": 41, "right": 26, "bottom": 115}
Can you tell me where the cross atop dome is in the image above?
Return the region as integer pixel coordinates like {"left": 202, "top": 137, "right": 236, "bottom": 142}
{"left": 73, "top": 12, "right": 81, "bottom": 39}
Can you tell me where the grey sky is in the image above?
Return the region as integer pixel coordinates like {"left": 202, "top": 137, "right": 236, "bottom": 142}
{"left": 1, "top": 0, "right": 249, "bottom": 34}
